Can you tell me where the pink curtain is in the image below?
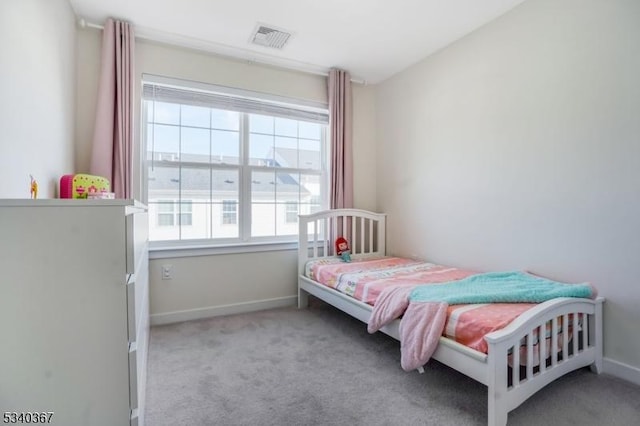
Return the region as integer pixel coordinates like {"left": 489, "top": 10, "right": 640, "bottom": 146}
{"left": 328, "top": 68, "right": 353, "bottom": 209}
{"left": 90, "top": 19, "right": 135, "bottom": 199}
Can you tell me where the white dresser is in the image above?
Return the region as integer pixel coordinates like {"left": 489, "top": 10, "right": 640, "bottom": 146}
{"left": 0, "top": 199, "right": 149, "bottom": 426}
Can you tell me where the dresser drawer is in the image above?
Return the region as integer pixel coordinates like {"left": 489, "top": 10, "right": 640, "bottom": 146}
{"left": 129, "top": 342, "right": 139, "bottom": 411}
{"left": 126, "top": 211, "right": 148, "bottom": 274}
{"left": 126, "top": 249, "right": 149, "bottom": 343}
{"left": 127, "top": 278, "right": 137, "bottom": 342}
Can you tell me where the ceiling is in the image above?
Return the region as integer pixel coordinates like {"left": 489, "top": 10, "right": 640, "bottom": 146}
{"left": 69, "top": 0, "right": 525, "bottom": 84}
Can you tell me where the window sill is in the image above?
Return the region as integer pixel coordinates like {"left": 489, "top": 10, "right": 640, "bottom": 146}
{"left": 148, "top": 241, "right": 298, "bottom": 259}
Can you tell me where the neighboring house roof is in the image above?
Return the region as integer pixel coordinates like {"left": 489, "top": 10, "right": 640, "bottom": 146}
{"left": 272, "top": 147, "right": 321, "bottom": 170}
{"left": 148, "top": 162, "right": 309, "bottom": 195}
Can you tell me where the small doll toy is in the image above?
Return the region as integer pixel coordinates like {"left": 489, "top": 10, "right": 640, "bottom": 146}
{"left": 335, "top": 236, "right": 352, "bottom": 263}
{"left": 30, "top": 175, "right": 38, "bottom": 199}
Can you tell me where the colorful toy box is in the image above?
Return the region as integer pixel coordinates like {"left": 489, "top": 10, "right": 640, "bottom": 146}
{"left": 60, "top": 174, "right": 111, "bottom": 199}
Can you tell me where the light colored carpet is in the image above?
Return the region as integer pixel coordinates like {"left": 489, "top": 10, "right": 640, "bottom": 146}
{"left": 145, "top": 299, "right": 640, "bottom": 425}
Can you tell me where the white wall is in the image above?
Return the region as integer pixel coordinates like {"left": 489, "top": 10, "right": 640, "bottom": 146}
{"left": 0, "top": 0, "right": 76, "bottom": 198}
{"left": 353, "top": 84, "right": 378, "bottom": 212}
{"left": 76, "top": 31, "right": 378, "bottom": 321}
{"left": 75, "top": 27, "right": 101, "bottom": 174}
{"left": 376, "top": 0, "right": 640, "bottom": 372}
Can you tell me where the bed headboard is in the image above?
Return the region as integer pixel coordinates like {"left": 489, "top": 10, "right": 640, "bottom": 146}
{"left": 298, "top": 209, "right": 387, "bottom": 274}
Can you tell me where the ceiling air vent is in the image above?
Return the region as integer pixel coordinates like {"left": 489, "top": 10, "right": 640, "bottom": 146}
{"left": 250, "top": 24, "right": 291, "bottom": 49}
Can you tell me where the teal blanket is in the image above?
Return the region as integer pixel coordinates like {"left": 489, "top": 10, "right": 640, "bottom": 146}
{"left": 409, "top": 271, "right": 593, "bottom": 304}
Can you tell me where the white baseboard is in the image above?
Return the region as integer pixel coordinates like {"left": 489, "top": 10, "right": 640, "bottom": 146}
{"left": 603, "top": 357, "right": 640, "bottom": 386}
{"left": 150, "top": 295, "right": 298, "bottom": 326}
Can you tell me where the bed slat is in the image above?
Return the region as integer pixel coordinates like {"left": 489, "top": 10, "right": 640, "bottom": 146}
{"left": 512, "top": 343, "right": 520, "bottom": 387}
{"left": 540, "top": 321, "right": 547, "bottom": 373}
{"left": 526, "top": 331, "right": 534, "bottom": 379}
{"left": 323, "top": 217, "right": 328, "bottom": 257}
{"left": 359, "top": 217, "right": 365, "bottom": 254}
{"left": 351, "top": 217, "right": 356, "bottom": 253}
{"left": 584, "top": 312, "right": 590, "bottom": 348}
{"left": 562, "top": 314, "right": 569, "bottom": 360}
{"left": 551, "top": 317, "right": 559, "bottom": 366}
{"left": 573, "top": 313, "right": 579, "bottom": 354}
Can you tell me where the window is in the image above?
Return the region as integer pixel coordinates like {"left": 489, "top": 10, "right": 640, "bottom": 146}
{"left": 142, "top": 75, "right": 329, "bottom": 246}
{"left": 179, "top": 202, "right": 193, "bottom": 226}
{"left": 156, "top": 200, "right": 192, "bottom": 227}
{"left": 157, "top": 201, "right": 175, "bottom": 226}
{"left": 285, "top": 202, "right": 298, "bottom": 223}
{"left": 222, "top": 200, "right": 237, "bottom": 225}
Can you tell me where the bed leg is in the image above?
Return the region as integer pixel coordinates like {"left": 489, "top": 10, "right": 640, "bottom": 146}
{"left": 298, "top": 288, "right": 309, "bottom": 309}
{"left": 487, "top": 399, "right": 508, "bottom": 426}
{"left": 589, "top": 299, "right": 604, "bottom": 375}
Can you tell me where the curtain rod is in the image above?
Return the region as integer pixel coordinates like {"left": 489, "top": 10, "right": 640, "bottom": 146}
{"left": 77, "top": 18, "right": 367, "bottom": 85}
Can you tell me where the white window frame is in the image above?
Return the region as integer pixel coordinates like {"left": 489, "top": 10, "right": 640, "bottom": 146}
{"left": 141, "top": 74, "right": 330, "bottom": 255}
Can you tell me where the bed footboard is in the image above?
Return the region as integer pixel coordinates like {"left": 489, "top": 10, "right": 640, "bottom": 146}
{"left": 484, "top": 296, "right": 604, "bottom": 426}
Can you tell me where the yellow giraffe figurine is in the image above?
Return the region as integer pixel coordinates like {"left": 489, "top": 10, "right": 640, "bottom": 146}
{"left": 30, "top": 175, "right": 38, "bottom": 199}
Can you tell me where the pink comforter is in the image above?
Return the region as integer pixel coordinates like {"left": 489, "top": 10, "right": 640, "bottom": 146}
{"left": 305, "top": 256, "right": 581, "bottom": 371}
{"left": 307, "top": 256, "right": 476, "bottom": 370}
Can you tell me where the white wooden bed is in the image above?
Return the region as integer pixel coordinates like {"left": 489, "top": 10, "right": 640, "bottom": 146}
{"left": 297, "top": 209, "right": 604, "bottom": 426}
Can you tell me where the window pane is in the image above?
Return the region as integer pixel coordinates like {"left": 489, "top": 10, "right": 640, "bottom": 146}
{"left": 180, "top": 202, "right": 209, "bottom": 240}
{"left": 152, "top": 124, "right": 180, "bottom": 160}
{"left": 299, "top": 139, "right": 321, "bottom": 170}
{"left": 153, "top": 102, "right": 180, "bottom": 125}
{"left": 157, "top": 201, "right": 175, "bottom": 213}
{"left": 299, "top": 121, "right": 320, "bottom": 140}
{"left": 146, "top": 123, "right": 155, "bottom": 161}
{"left": 211, "top": 130, "right": 240, "bottom": 165}
{"left": 249, "top": 133, "right": 274, "bottom": 166}
{"left": 179, "top": 202, "right": 193, "bottom": 227}
{"left": 285, "top": 202, "right": 298, "bottom": 223}
{"left": 158, "top": 213, "right": 174, "bottom": 226}
{"left": 145, "top": 101, "right": 154, "bottom": 126}
{"left": 277, "top": 202, "right": 298, "bottom": 236}
{"left": 275, "top": 117, "right": 297, "bottom": 137}
{"left": 213, "top": 169, "right": 239, "bottom": 202}
{"left": 249, "top": 114, "right": 273, "bottom": 134}
{"left": 148, "top": 201, "right": 179, "bottom": 241}
{"left": 181, "top": 127, "right": 210, "bottom": 163}
{"left": 299, "top": 174, "right": 321, "bottom": 203}
{"left": 181, "top": 105, "right": 210, "bottom": 128}
{"left": 213, "top": 200, "right": 239, "bottom": 238}
{"left": 252, "top": 171, "right": 275, "bottom": 203}
{"left": 211, "top": 169, "right": 240, "bottom": 238}
{"left": 299, "top": 204, "right": 322, "bottom": 216}
{"left": 274, "top": 137, "right": 298, "bottom": 168}
{"left": 252, "top": 203, "right": 275, "bottom": 237}
{"left": 221, "top": 200, "right": 237, "bottom": 225}
{"left": 276, "top": 172, "right": 299, "bottom": 203}
{"left": 179, "top": 213, "right": 193, "bottom": 226}
{"left": 213, "top": 168, "right": 239, "bottom": 238}
{"left": 148, "top": 165, "right": 180, "bottom": 202}
{"left": 181, "top": 167, "right": 211, "bottom": 203}
{"left": 212, "top": 109, "right": 239, "bottom": 131}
